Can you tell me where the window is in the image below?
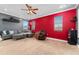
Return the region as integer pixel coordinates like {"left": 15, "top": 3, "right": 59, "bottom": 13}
{"left": 23, "top": 20, "right": 28, "bottom": 30}
{"left": 31, "top": 21, "right": 35, "bottom": 30}
{"left": 54, "top": 16, "right": 63, "bottom": 31}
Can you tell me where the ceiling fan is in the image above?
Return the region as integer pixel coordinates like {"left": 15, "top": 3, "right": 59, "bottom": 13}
{"left": 22, "top": 4, "right": 38, "bottom": 15}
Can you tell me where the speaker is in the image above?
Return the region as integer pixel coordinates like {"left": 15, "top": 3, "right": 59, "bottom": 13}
{"left": 68, "top": 30, "right": 77, "bottom": 45}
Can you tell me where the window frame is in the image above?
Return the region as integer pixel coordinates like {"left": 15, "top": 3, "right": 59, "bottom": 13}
{"left": 22, "top": 20, "right": 29, "bottom": 30}
{"left": 31, "top": 21, "right": 35, "bottom": 30}
{"left": 54, "top": 16, "right": 63, "bottom": 32}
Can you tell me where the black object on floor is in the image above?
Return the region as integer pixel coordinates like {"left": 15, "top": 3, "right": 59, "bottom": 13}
{"left": 38, "top": 30, "right": 47, "bottom": 40}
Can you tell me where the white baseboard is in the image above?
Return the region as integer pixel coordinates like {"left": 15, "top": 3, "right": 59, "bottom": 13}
{"left": 77, "top": 43, "right": 79, "bottom": 48}
{"left": 47, "top": 37, "right": 67, "bottom": 43}
{"left": 47, "top": 37, "right": 79, "bottom": 48}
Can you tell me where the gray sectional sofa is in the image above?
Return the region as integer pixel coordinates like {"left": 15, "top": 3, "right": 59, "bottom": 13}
{"left": 0, "top": 30, "right": 33, "bottom": 40}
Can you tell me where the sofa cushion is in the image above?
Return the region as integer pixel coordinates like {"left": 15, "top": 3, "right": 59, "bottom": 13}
{"left": 9, "top": 30, "right": 14, "bottom": 35}
{"left": 3, "top": 30, "right": 7, "bottom": 35}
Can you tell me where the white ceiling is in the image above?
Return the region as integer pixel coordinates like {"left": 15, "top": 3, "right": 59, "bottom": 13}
{"left": 0, "top": 4, "right": 77, "bottom": 20}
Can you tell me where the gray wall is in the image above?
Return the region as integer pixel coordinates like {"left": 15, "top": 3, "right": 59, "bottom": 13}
{"left": 0, "top": 13, "right": 23, "bottom": 31}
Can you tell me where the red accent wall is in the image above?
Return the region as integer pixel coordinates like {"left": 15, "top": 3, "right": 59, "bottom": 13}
{"left": 29, "top": 9, "right": 76, "bottom": 40}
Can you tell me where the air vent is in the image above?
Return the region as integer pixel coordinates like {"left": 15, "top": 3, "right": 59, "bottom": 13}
{"left": 2, "top": 17, "right": 20, "bottom": 23}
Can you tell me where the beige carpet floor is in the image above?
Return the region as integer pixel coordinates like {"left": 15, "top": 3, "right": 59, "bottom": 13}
{"left": 0, "top": 38, "right": 79, "bottom": 55}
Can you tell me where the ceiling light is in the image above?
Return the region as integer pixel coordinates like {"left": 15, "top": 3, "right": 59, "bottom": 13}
{"left": 19, "top": 18, "right": 22, "bottom": 20}
{"left": 59, "top": 5, "right": 66, "bottom": 8}
{"left": 3, "top": 8, "right": 8, "bottom": 11}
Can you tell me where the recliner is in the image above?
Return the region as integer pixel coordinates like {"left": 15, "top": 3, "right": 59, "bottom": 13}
{"left": 34, "top": 30, "right": 47, "bottom": 40}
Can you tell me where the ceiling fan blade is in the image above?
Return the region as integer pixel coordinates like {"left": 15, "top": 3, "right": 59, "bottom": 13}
{"left": 24, "top": 4, "right": 38, "bottom": 15}
{"left": 32, "top": 11, "right": 37, "bottom": 14}
{"left": 25, "top": 4, "right": 29, "bottom": 7}
{"left": 32, "top": 8, "right": 38, "bottom": 10}
{"left": 25, "top": 4, "right": 32, "bottom": 8}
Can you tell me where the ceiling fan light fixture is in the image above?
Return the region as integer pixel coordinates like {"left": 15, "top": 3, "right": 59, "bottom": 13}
{"left": 22, "top": 4, "right": 38, "bottom": 15}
